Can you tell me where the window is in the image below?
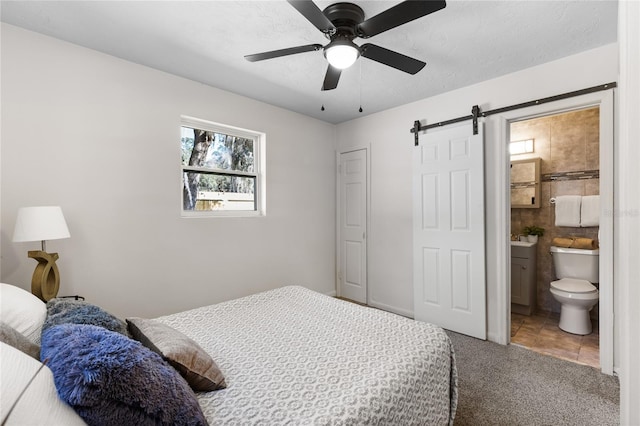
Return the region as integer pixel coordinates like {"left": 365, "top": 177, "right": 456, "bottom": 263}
{"left": 180, "top": 116, "right": 265, "bottom": 217}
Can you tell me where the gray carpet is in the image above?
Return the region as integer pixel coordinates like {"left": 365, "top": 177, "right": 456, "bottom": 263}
{"left": 447, "top": 331, "right": 619, "bottom": 426}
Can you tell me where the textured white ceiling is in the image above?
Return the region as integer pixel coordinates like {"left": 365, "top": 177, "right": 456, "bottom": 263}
{"left": 0, "top": 0, "right": 618, "bottom": 124}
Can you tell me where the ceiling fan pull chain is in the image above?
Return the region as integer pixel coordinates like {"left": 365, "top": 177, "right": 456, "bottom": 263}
{"left": 359, "top": 60, "right": 363, "bottom": 113}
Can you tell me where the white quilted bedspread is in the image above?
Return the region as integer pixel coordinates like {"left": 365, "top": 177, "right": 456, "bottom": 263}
{"left": 157, "top": 286, "right": 457, "bottom": 425}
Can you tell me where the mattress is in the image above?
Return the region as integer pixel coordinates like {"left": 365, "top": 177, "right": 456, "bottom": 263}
{"left": 157, "top": 286, "right": 457, "bottom": 425}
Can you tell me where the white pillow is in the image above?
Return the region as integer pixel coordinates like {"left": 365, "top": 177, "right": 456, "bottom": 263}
{"left": 0, "top": 284, "right": 47, "bottom": 344}
{"left": 0, "top": 342, "right": 85, "bottom": 425}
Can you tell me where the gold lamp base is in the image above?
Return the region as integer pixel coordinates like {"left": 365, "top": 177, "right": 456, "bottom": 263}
{"left": 28, "top": 250, "right": 61, "bottom": 302}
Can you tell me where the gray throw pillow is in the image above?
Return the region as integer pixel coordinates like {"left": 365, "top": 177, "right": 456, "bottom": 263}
{"left": 127, "top": 317, "right": 226, "bottom": 392}
{"left": 0, "top": 321, "right": 40, "bottom": 359}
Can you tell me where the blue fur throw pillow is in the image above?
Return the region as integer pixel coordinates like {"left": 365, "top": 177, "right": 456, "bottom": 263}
{"left": 43, "top": 298, "right": 129, "bottom": 336}
{"left": 41, "top": 324, "right": 207, "bottom": 426}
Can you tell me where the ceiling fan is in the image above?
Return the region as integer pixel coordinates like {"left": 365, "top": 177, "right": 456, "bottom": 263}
{"left": 244, "top": 0, "right": 447, "bottom": 91}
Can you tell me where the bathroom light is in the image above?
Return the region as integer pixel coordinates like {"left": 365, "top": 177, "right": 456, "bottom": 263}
{"left": 510, "top": 139, "right": 535, "bottom": 155}
{"left": 324, "top": 40, "right": 360, "bottom": 69}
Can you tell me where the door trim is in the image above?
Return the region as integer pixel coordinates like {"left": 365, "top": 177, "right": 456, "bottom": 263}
{"left": 496, "top": 90, "right": 614, "bottom": 375}
{"left": 336, "top": 146, "right": 370, "bottom": 303}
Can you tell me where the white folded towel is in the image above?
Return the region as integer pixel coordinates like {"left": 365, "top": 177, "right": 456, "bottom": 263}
{"left": 581, "top": 195, "right": 600, "bottom": 227}
{"left": 555, "top": 195, "right": 582, "bottom": 227}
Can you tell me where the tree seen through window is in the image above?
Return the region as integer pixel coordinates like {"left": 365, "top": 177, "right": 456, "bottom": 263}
{"left": 181, "top": 127, "right": 256, "bottom": 211}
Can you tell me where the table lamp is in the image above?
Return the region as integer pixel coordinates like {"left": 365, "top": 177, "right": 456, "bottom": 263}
{"left": 12, "top": 206, "right": 70, "bottom": 301}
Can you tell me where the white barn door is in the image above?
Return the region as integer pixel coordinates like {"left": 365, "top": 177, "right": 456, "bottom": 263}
{"left": 413, "top": 123, "right": 486, "bottom": 339}
{"left": 339, "top": 149, "right": 367, "bottom": 303}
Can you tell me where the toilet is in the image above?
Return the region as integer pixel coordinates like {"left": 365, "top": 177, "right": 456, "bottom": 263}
{"left": 549, "top": 246, "right": 599, "bottom": 335}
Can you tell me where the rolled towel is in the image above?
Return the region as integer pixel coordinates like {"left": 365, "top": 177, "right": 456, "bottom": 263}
{"left": 572, "top": 237, "right": 599, "bottom": 249}
{"left": 580, "top": 195, "right": 600, "bottom": 227}
{"left": 551, "top": 237, "right": 574, "bottom": 248}
{"left": 554, "top": 195, "right": 581, "bottom": 227}
{"left": 551, "top": 236, "right": 598, "bottom": 249}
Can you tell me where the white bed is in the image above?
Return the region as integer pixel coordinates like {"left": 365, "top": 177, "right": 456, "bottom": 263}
{"left": 1, "top": 283, "right": 456, "bottom": 425}
{"left": 157, "top": 286, "right": 458, "bottom": 425}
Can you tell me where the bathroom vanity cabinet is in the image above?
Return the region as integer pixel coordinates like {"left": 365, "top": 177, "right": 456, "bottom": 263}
{"left": 511, "top": 242, "right": 537, "bottom": 315}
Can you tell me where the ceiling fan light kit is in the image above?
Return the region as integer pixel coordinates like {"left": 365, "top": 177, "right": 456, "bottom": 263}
{"left": 244, "top": 0, "right": 447, "bottom": 91}
{"left": 324, "top": 39, "right": 360, "bottom": 70}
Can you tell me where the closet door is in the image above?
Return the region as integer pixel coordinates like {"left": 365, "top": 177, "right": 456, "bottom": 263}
{"left": 339, "top": 149, "right": 367, "bottom": 303}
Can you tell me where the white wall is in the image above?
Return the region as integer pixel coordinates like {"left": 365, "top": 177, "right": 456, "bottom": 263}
{"left": 617, "top": 1, "right": 640, "bottom": 422}
{"left": 336, "top": 44, "right": 618, "bottom": 341}
{"left": 0, "top": 24, "right": 337, "bottom": 318}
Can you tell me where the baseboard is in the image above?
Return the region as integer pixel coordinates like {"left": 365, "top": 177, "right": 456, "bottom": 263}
{"left": 368, "top": 300, "right": 414, "bottom": 319}
{"left": 324, "top": 290, "right": 337, "bottom": 297}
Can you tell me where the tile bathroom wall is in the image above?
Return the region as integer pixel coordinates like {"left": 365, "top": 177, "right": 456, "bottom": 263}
{"left": 511, "top": 107, "right": 600, "bottom": 317}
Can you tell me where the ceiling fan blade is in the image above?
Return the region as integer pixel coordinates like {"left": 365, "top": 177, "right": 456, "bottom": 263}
{"left": 357, "top": 0, "right": 446, "bottom": 39}
{"left": 287, "top": 0, "right": 336, "bottom": 33}
{"left": 360, "top": 44, "right": 426, "bottom": 74}
{"left": 244, "top": 44, "right": 323, "bottom": 62}
{"left": 322, "top": 65, "right": 341, "bottom": 91}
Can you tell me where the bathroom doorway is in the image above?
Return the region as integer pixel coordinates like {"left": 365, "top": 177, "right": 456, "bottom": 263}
{"left": 509, "top": 107, "right": 601, "bottom": 367}
{"left": 499, "top": 90, "right": 614, "bottom": 375}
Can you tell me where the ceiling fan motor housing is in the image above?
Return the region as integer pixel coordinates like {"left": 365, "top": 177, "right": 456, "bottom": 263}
{"left": 322, "top": 2, "right": 365, "bottom": 40}
{"left": 321, "top": 3, "right": 365, "bottom": 68}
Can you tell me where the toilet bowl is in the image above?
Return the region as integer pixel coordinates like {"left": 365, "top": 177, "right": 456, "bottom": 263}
{"left": 549, "top": 246, "right": 599, "bottom": 335}
{"left": 550, "top": 278, "right": 599, "bottom": 335}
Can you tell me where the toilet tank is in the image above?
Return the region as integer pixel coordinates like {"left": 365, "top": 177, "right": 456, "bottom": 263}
{"left": 550, "top": 246, "right": 599, "bottom": 283}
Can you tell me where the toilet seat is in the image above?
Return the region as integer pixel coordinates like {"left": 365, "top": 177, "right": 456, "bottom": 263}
{"left": 551, "top": 278, "right": 597, "bottom": 293}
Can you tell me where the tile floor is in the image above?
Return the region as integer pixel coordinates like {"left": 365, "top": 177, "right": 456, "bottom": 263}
{"left": 511, "top": 311, "right": 599, "bottom": 368}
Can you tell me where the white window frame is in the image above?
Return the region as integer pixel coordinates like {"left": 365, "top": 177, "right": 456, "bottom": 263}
{"left": 180, "top": 115, "right": 266, "bottom": 218}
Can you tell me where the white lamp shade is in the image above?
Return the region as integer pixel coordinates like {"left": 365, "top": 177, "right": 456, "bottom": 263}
{"left": 13, "top": 206, "right": 70, "bottom": 243}
{"left": 325, "top": 44, "right": 359, "bottom": 69}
